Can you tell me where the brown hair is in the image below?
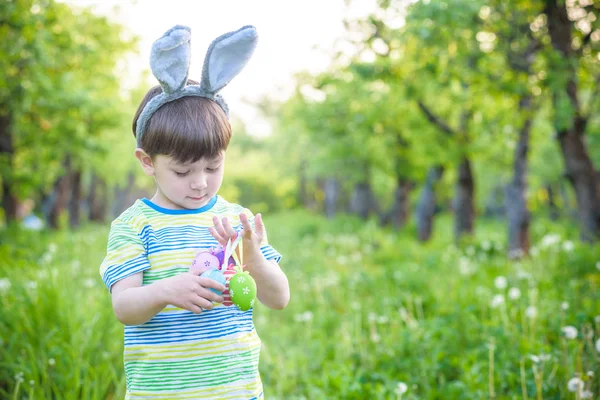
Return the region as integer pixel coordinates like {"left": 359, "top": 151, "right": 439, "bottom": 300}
{"left": 132, "top": 80, "right": 232, "bottom": 163}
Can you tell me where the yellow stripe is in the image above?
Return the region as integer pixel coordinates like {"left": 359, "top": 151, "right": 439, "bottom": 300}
{"left": 127, "top": 378, "right": 262, "bottom": 399}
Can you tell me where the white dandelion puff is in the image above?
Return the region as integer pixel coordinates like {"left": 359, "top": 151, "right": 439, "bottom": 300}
{"left": 0, "top": 278, "right": 11, "bottom": 293}
{"left": 595, "top": 338, "right": 600, "bottom": 353}
{"left": 581, "top": 390, "right": 593, "bottom": 399}
{"left": 561, "top": 326, "right": 578, "bottom": 340}
{"left": 490, "top": 294, "right": 505, "bottom": 308}
{"left": 562, "top": 241, "right": 574, "bottom": 252}
{"left": 529, "top": 355, "right": 540, "bottom": 364}
{"left": 48, "top": 358, "right": 56, "bottom": 366}
{"left": 539, "top": 354, "right": 551, "bottom": 362}
{"left": 508, "top": 287, "right": 521, "bottom": 300}
{"left": 395, "top": 382, "right": 408, "bottom": 395}
{"left": 526, "top": 306, "right": 537, "bottom": 319}
{"left": 26, "top": 281, "right": 38, "bottom": 290}
{"left": 567, "top": 377, "right": 584, "bottom": 392}
{"left": 540, "top": 233, "right": 560, "bottom": 248}
{"left": 561, "top": 302, "right": 569, "bottom": 311}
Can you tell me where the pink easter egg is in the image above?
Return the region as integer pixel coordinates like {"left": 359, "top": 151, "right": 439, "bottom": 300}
{"left": 190, "top": 252, "right": 220, "bottom": 275}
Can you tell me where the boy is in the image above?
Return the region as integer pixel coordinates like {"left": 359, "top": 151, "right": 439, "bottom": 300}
{"left": 100, "top": 25, "right": 289, "bottom": 399}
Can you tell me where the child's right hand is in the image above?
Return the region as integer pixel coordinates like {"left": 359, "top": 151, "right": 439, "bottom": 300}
{"left": 158, "top": 273, "right": 226, "bottom": 314}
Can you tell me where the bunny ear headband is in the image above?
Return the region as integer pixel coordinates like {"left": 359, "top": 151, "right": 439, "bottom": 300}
{"left": 135, "top": 25, "right": 258, "bottom": 147}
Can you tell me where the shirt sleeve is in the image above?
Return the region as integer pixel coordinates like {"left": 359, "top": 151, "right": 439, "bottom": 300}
{"left": 238, "top": 208, "right": 283, "bottom": 264}
{"left": 99, "top": 219, "right": 151, "bottom": 292}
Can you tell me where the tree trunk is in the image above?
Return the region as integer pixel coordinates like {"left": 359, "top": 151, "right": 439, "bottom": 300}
{"left": 545, "top": 0, "right": 600, "bottom": 241}
{"left": 350, "top": 181, "right": 377, "bottom": 219}
{"left": 69, "top": 168, "right": 82, "bottom": 228}
{"left": 112, "top": 172, "right": 136, "bottom": 218}
{"left": 389, "top": 178, "right": 412, "bottom": 229}
{"left": 323, "top": 177, "right": 339, "bottom": 218}
{"left": 558, "top": 132, "right": 600, "bottom": 240}
{"left": 298, "top": 159, "right": 308, "bottom": 208}
{"left": 505, "top": 96, "right": 533, "bottom": 258}
{"left": 0, "top": 112, "right": 17, "bottom": 224}
{"left": 453, "top": 156, "right": 475, "bottom": 240}
{"left": 88, "top": 173, "right": 108, "bottom": 222}
{"left": 416, "top": 165, "right": 444, "bottom": 241}
{"left": 48, "top": 157, "right": 72, "bottom": 229}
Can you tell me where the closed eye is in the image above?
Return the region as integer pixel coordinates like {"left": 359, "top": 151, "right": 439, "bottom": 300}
{"left": 174, "top": 171, "right": 190, "bottom": 177}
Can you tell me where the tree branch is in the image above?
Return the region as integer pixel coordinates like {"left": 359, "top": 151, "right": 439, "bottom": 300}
{"left": 417, "top": 100, "right": 456, "bottom": 136}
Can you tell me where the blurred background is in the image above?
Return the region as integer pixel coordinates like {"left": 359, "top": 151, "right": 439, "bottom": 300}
{"left": 1, "top": 0, "right": 599, "bottom": 399}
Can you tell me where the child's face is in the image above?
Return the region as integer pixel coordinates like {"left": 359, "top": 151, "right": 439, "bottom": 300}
{"left": 138, "top": 151, "right": 225, "bottom": 210}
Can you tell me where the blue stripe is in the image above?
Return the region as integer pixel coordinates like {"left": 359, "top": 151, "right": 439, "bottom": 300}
{"left": 141, "top": 196, "right": 218, "bottom": 214}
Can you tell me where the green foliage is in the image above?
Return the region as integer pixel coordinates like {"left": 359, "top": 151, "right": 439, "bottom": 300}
{"left": 1, "top": 214, "right": 598, "bottom": 398}
{"left": 0, "top": 0, "right": 138, "bottom": 202}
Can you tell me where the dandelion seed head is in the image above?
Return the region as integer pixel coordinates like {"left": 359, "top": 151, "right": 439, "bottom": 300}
{"left": 529, "top": 355, "right": 540, "bottom": 363}
{"left": 490, "top": 294, "right": 505, "bottom": 308}
{"left": 526, "top": 306, "right": 537, "bottom": 319}
{"left": 0, "top": 278, "right": 11, "bottom": 292}
{"left": 508, "top": 287, "right": 521, "bottom": 300}
{"left": 494, "top": 276, "right": 507, "bottom": 289}
{"left": 562, "top": 241, "right": 574, "bottom": 252}
{"left": 581, "top": 390, "right": 593, "bottom": 399}
{"left": 567, "top": 377, "right": 584, "bottom": 392}
{"left": 561, "top": 326, "right": 578, "bottom": 340}
{"left": 395, "top": 382, "right": 408, "bottom": 395}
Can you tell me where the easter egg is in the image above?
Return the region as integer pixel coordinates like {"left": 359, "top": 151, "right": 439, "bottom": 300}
{"left": 228, "top": 271, "right": 257, "bottom": 311}
{"left": 190, "top": 252, "right": 220, "bottom": 275}
{"left": 200, "top": 269, "right": 226, "bottom": 295}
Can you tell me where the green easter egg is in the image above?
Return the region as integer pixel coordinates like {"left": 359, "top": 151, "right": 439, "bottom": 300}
{"left": 229, "top": 271, "right": 257, "bottom": 311}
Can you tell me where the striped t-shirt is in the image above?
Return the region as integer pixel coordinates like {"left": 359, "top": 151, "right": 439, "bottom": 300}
{"left": 100, "top": 196, "right": 281, "bottom": 399}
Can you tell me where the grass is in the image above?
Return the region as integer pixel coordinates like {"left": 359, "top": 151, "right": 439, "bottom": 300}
{"left": 0, "top": 210, "right": 599, "bottom": 399}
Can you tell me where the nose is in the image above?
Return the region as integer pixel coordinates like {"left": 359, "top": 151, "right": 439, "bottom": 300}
{"left": 190, "top": 172, "right": 207, "bottom": 190}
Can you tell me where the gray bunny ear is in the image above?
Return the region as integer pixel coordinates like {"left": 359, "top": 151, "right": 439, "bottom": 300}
{"left": 150, "top": 25, "right": 192, "bottom": 94}
{"left": 200, "top": 26, "right": 258, "bottom": 94}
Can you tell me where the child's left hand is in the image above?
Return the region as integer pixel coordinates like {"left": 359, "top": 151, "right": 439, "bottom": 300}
{"left": 209, "top": 213, "right": 266, "bottom": 263}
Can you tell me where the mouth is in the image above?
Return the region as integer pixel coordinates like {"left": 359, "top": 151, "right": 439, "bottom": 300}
{"left": 188, "top": 195, "right": 206, "bottom": 201}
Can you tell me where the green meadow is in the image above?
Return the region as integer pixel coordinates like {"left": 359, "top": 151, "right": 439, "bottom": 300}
{"left": 1, "top": 212, "right": 598, "bottom": 399}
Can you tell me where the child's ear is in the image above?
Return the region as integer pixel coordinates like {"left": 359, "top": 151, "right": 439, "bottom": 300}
{"left": 134, "top": 148, "right": 155, "bottom": 176}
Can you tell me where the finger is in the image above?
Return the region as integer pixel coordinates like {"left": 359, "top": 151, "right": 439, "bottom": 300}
{"left": 195, "top": 297, "right": 214, "bottom": 310}
{"left": 222, "top": 217, "right": 238, "bottom": 238}
{"left": 186, "top": 302, "right": 204, "bottom": 314}
{"left": 208, "top": 226, "right": 226, "bottom": 245}
{"left": 197, "top": 276, "right": 227, "bottom": 293}
{"left": 212, "top": 215, "right": 228, "bottom": 239}
{"left": 239, "top": 213, "right": 253, "bottom": 239}
{"left": 254, "top": 213, "right": 266, "bottom": 239}
{"left": 189, "top": 263, "right": 212, "bottom": 276}
{"left": 197, "top": 287, "right": 225, "bottom": 304}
